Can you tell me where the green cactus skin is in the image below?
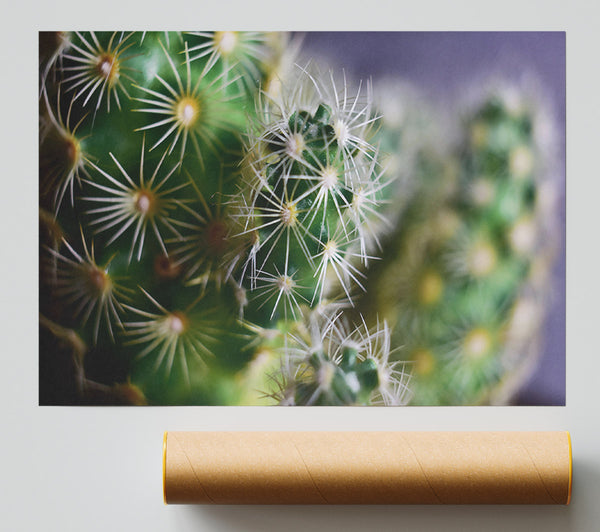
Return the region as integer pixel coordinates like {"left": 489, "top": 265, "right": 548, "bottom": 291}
{"left": 39, "top": 31, "right": 289, "bottom": 405}
{"left": 39, "top": 32, "right": 400, "bottom": 406}
{"left": 359, "top": 84, "right": 558, "bottom": 405}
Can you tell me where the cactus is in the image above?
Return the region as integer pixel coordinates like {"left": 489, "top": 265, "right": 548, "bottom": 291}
{"left": 39, "top": 31, "right": 404, "bottom": 405}
{"left": 39, "top": 32, "right": 559, "bottom": 406}
{"left": 268, "top": 310, "right": 412, "bottom": 406}
{"left": 359, "top": 82, "right": 559, "bottom": 405}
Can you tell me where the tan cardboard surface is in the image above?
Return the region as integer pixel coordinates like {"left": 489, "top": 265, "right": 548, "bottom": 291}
{"left": 163, "top": 431, "right": 571, "bottom": 505}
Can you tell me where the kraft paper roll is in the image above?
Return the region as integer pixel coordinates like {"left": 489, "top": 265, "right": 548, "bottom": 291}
{"left": 163, "top": 431, "right": 572, "bottom": 505}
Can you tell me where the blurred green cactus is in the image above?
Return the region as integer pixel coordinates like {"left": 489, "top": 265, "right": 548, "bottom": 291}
{"left": 359, "top": 83, "right": 559, "bottom": 405}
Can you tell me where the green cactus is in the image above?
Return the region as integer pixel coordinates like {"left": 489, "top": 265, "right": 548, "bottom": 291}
{"left": 39, "top": 31, "right": 404, "bottom": 406}
{"left": 267, "top": 311, "right": 411, "bottom": 406}
{"left": 359, "top": 83, "right": 558, "bottom": 405}
{"left": 39, "top": 32, "right": 558, "bottom": 407}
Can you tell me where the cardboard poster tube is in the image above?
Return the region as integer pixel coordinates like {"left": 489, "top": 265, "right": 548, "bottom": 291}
{"left": 163, "top": 431, "right": 572, "bottom": 505}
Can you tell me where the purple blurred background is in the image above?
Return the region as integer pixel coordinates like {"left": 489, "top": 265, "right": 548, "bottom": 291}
{"left": 299, "top": 32, "right": 566, "bottom": 405}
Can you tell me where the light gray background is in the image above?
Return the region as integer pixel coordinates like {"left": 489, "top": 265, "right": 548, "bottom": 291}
{"left": 3, "top": 1, "right": 599, "bottom": 531}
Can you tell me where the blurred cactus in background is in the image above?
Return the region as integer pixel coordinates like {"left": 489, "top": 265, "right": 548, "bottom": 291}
{"left": 39, "top": 31, "right": 560, "bottom": 406}
{"left": 359, "top": 82, "right": 559, "bottom": 405}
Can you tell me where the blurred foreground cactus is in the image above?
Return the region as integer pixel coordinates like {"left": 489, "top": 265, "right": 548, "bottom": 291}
{"left": 39, "top": 32, "right": 560, "bottom": 405}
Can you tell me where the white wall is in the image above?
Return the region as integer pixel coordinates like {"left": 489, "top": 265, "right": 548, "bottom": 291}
{"left": 3, "top": 2, "right": 599, "bottom": 530}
